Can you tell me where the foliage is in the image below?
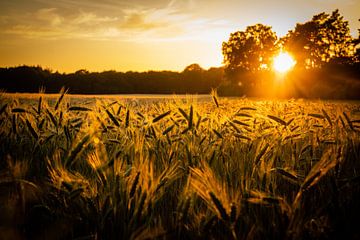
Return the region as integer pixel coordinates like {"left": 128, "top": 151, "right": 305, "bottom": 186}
{"left": 282, "top": 10, "right": 356, "bottom": 68}
{"left": 222, "top": 24, "right": 278, "bottom": 72}
{"left": 1, "top": 92, "right": 360, "bottom": 239}
{"left": 222, "top": 9, "right": 356, "bottom": 72}
{"left": 183, "top": 63, "right": 204, "bottom": 73}
{"left": 220, "top": 10, "right": 359, "bottom": 94}
{"left": 353, "top": 21, "right": 360, "bottom": 63}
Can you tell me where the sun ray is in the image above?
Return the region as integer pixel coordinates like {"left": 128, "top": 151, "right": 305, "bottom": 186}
{"left": 273, "top": 52, "right": 296, "bottom": 73}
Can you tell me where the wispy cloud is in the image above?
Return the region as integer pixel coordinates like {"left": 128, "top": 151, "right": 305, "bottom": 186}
{"left": 36, "top": 8, "right": 64, "bottom": 26}
{"left": 1, "top": 7, "right": 119, "bottom": 40}
{"left": 120, "top": 10, "right": 164, "bottom": 30}
{"left": 116, "top": 1, "right": 232, "bottom": 42}
{"left": 0, "top": 0, "right": 231, "bottom": 43}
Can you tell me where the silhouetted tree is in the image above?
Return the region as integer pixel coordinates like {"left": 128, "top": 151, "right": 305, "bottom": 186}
{"left": 353, "top": 20, "right": 360, "bottom": 63}
{"left": 222, "top": 24, "right": 278, "bottom": 72}
{"left": 75, "top": 69, "right": 90, "bottom": 75}
{"left": 183, "top": 63, "right": 204, "bottom": 73}
{"left": 282, "top": 10, "right": 355, "bottom": 68}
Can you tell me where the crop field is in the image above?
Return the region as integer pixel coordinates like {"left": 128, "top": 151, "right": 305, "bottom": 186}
{"left": 0, "top": 90, "right": 360, "bottom": 239}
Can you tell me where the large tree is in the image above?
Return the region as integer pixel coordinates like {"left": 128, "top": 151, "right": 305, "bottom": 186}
{"left": 222, "top": 24, "right": 278, "bottom": 72}
{"left": 282, "top": 10, "right": 355, "bottom": 68}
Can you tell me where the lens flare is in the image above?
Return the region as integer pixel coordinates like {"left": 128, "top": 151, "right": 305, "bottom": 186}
{"left": 273, "top": 52, "right": 296, "bottom": 73}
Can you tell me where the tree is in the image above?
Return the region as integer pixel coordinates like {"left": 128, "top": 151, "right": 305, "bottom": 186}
{"left": 222, "top": 24, "right": 278, "bottom": 72}
{"left": 353, "top": 19, "right": 360, "bottom": 63}
{"left": 282, "top": 10, "right": 355, "bottom": 68}
{"left": 75, "top": 69, "right": 90, "bottom": 75}
{"left": 183, "top": 63, "right": 204, "bottom": 73}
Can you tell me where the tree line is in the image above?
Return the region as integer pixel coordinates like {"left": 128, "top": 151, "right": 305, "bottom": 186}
{"left": 0, "top": 64, "right": 223, "bottom": 94}
{"left": 0, "top": 9, "right": 359, "bottom": 99}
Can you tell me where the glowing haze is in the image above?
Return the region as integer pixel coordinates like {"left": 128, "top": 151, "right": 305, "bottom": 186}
{"left": 0, "top": 0, "right": 359, "bottom": 73}
{"left": 273, "top": 52, "right": 296, "bottom": 73}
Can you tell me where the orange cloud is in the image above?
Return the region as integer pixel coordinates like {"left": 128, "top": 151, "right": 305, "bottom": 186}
{"left": 120, "top": 11, "right": 163, "bottom": 30}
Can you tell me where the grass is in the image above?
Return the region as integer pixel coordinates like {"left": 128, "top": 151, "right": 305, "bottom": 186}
{"left": 0, "top": 91, "right": 360, "bottom": 239}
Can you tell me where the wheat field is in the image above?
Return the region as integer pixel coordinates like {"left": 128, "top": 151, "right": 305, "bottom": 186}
{"left": 0, "top": 90, "right": 360, "bottom": 239}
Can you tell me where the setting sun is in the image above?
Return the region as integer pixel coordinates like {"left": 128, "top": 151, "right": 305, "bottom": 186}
{"left": 273, "top": 52, "right": 296, "bottom": 73}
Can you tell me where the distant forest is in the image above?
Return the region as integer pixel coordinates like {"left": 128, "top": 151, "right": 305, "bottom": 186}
{"left": 0, "top": 64, "right": 223, "bottom": 95}
{"left": 1, "top": 62, "right": 360, "bottom": 99}
{"left": 1, "top": 9, "right": 360, "bottom": 99}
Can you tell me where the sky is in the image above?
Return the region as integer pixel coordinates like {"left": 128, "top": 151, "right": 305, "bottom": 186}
{"left": 0, "top": 0, "right": 359, "bottom": 73}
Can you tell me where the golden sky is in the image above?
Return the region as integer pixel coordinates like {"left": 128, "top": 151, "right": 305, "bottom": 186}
{"left": 0, "top": 0, "right": 359, "bottom": 73}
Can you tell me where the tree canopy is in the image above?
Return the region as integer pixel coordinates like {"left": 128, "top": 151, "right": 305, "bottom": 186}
{"left": 222, "top": 24, "right": 278, "bottom": 72}
{"left": 222, "top": 10, "right": 357, "bottom": 71}
{"left": 283, "top": 9, "right": 356, "bottom": 68}
{"left": 219, "top": 9, "right": 360, "bottom": 98}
